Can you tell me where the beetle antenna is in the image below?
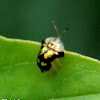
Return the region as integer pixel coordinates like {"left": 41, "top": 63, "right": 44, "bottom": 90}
{"left": 61, "top": 27, "right": 68, "bottom": 37}
{"left": 52, "top": 21, "right": 61, "bottom": 38}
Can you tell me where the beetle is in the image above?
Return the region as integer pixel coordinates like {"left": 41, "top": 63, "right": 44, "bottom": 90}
{"left": 37, "top": 21, "right": 68, "bottom": 72}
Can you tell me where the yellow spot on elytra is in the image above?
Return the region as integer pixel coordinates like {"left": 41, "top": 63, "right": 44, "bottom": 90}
{"left": 40, "top": 47, "right": 47, "bottom": 54}
{"left": 44, "top": 54, "right": 48, "bottom": 59}
{"left": 55, "top": 52, "right": 58, "bottom": 55}
{"left": 41, "top": 62, "right": 47, "bottom": 66}
{"left": 44, "top": 50, "right": 53, "bottom": 59}
{"left": 48, "top": 50, "right": 53, "bottom": 55}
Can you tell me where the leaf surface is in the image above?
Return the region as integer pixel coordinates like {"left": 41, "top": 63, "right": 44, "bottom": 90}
{"left": 50, "top": 94, "right": 100, "bottom": 100}
{"left": 0, "top": 35, "right": 100, "bottom": 100}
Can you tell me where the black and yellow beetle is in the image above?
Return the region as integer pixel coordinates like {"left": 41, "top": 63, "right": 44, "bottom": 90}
{"left": 37, "top": 21, "right": 68, "bottom": 72}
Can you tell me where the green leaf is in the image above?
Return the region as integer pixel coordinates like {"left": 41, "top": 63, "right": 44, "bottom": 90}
{"left": 0, "top": 35, "right": 100, "bottom": 100}
{"left": 50, "top": 94, "right": 100, "bottom": 100}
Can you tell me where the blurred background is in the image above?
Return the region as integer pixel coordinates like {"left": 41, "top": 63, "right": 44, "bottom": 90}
{"left": 0, "top": 0, "right": 100, "bottom": 60}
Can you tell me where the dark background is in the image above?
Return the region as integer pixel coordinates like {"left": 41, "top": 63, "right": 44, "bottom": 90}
{"left": 0, "top": 0, "right": 100, "bottom": 60}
